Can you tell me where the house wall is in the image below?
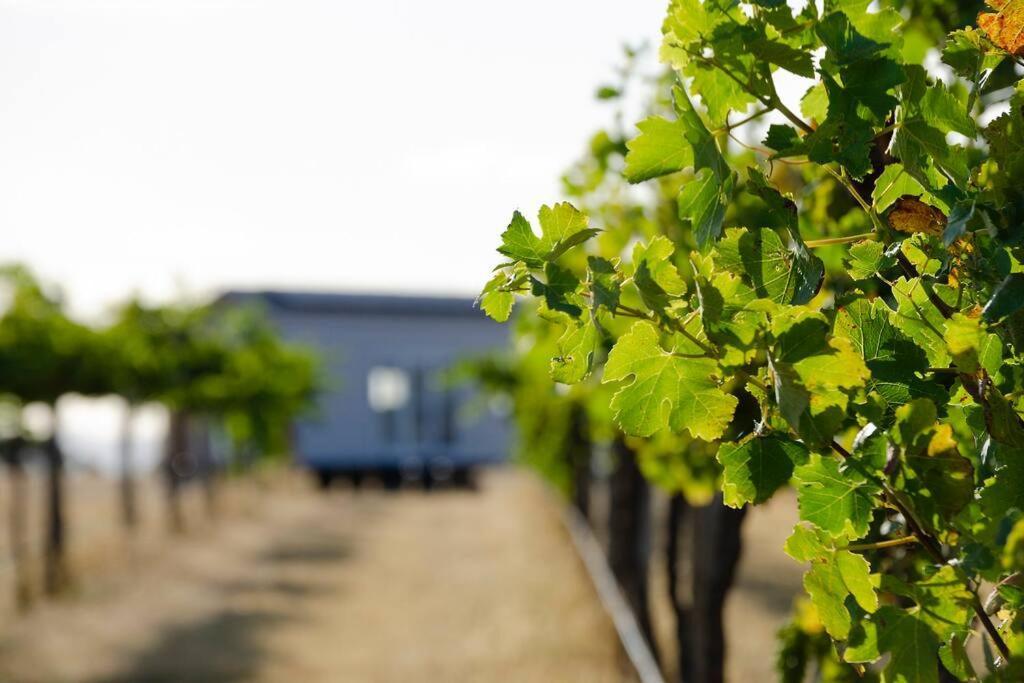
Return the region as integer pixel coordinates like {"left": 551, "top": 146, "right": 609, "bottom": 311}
{"left": 267, "top": 307, "right": 510, "bottom": 472}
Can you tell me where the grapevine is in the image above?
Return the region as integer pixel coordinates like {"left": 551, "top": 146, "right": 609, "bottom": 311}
{"left": 480, "top": 0, "right": 1024, "bottom": 679}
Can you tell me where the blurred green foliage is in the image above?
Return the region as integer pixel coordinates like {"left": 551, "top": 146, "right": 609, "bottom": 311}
{"left": 0, "top": 265, "right": 319, "bottom": 462}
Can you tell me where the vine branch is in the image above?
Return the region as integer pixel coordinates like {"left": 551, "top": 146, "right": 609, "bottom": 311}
{"left": 842, "top": 535, "right": 919, "bottom": 552}
{"left": 829, "top": 440, "right": 1012, "bottom": 663}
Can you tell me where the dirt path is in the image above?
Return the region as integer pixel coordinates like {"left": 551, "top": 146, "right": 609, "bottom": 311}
{"left": 0, "top": 469, "right": 629, "bottom": 683}
{"left": 0, "top": 469, "right": 804, "bottom": 683}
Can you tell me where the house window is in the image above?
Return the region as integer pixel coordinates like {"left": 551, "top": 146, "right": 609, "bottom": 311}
{"left": 367, "top": 366, "right": 410, "bottom": 412}
{"left": 367, "top": 366, "right": 410, "bottom": 444}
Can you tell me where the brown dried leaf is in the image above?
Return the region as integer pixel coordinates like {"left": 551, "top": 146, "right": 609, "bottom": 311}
{"left": 978, "top": 0, "right": 1024, "bottom": 56}
{"left": 948, "top": 236, "right": 975, "bottom": 287}
{"left": 887, "top": 196, "right": 948, "bottom": 236}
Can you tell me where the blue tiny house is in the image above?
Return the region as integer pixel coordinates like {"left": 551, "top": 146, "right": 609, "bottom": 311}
{"left": 219, "top": 291, "right": 510, "bottom": 486}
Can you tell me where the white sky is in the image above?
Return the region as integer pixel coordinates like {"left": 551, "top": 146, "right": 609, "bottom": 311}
{"left": 0, "top": 0, "right": 666, "bottom": 469}
{"left": 0, "top": 0, "right": 666, "bottom": 321}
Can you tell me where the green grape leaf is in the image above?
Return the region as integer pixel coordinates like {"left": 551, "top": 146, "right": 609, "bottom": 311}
{"left": 718, "top": 434, "right": 810, "bottom": 507}
{"left": 980, "top": 384, "right": 1024, "bottom": 448}
{"left": 479, "top": 272, "right": 515, "bottom": 322}
{"left": 771, "top": 308, "right": 830, "bottom": 363}
{"left": 984, "top": 103, "right": 1024, "bottom": 181}
{"left": 624, "top": 116, "right": 693, "bottom": 183}
{"left": 672, "top": 86, "right": 734, "bottom": 247}
{"left": 541, "top": 203, "right": 601, "bottom": 260}
{"left": 921, "top": 82, "right": 977, "bottom": 138}
{"left": 980, "top": 454, "right": 1024, "bottom": 516}
{"left": 830, "top": 0, "right": 903, "bottom": 54}
{"left": 801, "top": 83, "right": 828, "bottom": 123}
{"left": 805, "top": 111, "right": 873, "bottom": 179}
{"left": 635, "top": 237, "right": 686, "bottom": 296}
{"left": 803, "top": 549, "right": 878, "bottom": 640}
{"left": 942, "top": 199, "right": 974, "bottom": 245}
{"left": 890, "top": 277, "right": 956, "bottom": 367}
{"left": 892, "top": 119, "right": 970, "bottom": 190}
{"left": 834, "top": 298, "right": 945, "bottom": 413}
{"left": 941, "top": 28, "right": 1003, "bottom": 80}
{"left": 983, "top": 272, "right": 1024, "bottom": 323}
{"left": 770, "top": 358, "right": 812, "bottom": 438}
{"left": 673, "top": 85, "right": 728, "bottom": 175}
{"left": 681, "top": 21, "right": 770, "bottom": 125}
{"left": 603, "top": 322, "right": 738, "bottom": 439}
{"left": 497, "top": 204, "right": 598, "bottom": 268}
{"left": 762, "top": 4, "right": 806, "bottom": 37}
{"left": 694, "top": 270, "right": 764, "bottom": 368}
{"left": 661, "top": 0, "right": 726, "bottom": 49}
{"left": 480, "top": 7, "right": 1024, "bottom": 671}
{"left": 633, "top": 237, "right": 686, "bottom": 316}
{"left": 945, "top": 313, "right": 1002, "bottom": 376}
{"left": 498, "top": 211, "right": 548, "bottom": 268}
{"left": 679, "top": 168, "right": 729, "bottom": 248}
{"left": 550, "top": 317, "right": 599, "bottom": 384}
{"left": 939, "top": 635, "right": 976, "bottom": 681}
{"left": 837, "top": 57, "right": 905, "bottom": 122}
{"left": 588, "top": 256, "right": 622, "bottom": 313}
{"left": 845, "top": 619, "right": 881, "bottom": 663}
{"left": 978, "top": 272, "right": 1024, "bottom": 323}
{"left": 748, "top": 37, "right": 814, "bottom": 78}
{"left": 769, "top": 310, "right": 869, "bottom": 445}
{"left": 714, "top": 228, "right": 824, "bottom": 305}
{"left": 885, "top": 565, "right": 974, "bottom": 643}
{"left": 852, "top": 423, "right": 890, "bottom": 471}
{"left": 873, "top": 165, "right": 924, "bottom": 212}
{"left": 785, "top": 524, "right": 832, "bottom": 562}
{"left": 763, "top": 124, "right": 806, "bottom": 157}
{"left": 745, "top": 168, "right": 797, "bottom": 231}
{"left": 531, "top": 262, "right": 585, "bottom": 318}
{"left": 872, "top": 606, "right": 940, "bottom": 683}
{"left": 893, "top": 398, "right": 938, "bottom": 449}
{"left": 685, "top": 62, "right": 758, "bottom": 127}
{"left": 904, "top": 422, "right": 975, "bottom": 523}
{"left": 899, "top": 234, "right": 943, "bottom": 275}
{"left": 794, "top": 454, "right": 880, "bottom": 539}
{"left": 773, "top": 370, "right": 850, "bottom": 446}
{"left": 816, "top": 12, "right": 885, "bottom": 65}
{"left": 872, "top": 163, "right": 946, "bottom": 213}
{"left": 836, "top": 550, "right": 878, "bottom": 613}
{"left": 804, "top": 561, "right": 855, "bottom": 639}
{"left": 846, "top": 240, "right": 895, "bottom": 280}
{"left": 900, "top": 63, "right": 928, "bottom": 106}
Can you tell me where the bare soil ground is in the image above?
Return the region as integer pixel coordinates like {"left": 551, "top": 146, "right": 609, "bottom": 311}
{"left": 0, "top": 469, "right": 629, "bottom": 683}
{"left": 0, "top": 468, "right": 802, "bottom": 683}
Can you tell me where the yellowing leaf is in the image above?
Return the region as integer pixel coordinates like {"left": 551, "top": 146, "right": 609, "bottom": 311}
{"left": 887, "top": 197, "right": 948, "bottom": 236}
{"left": 978, "top": 0, "right": 1024, "bottom": 56}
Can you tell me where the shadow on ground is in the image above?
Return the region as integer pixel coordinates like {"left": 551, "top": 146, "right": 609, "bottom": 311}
{"left": 99, "top": 609, "right": 291, "bottom": 683}
{"left": 98, "top": 530, "right": 354, "bottom": 683}
{"left": 260, "top": 533, "right": 354, "bottom": 565}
